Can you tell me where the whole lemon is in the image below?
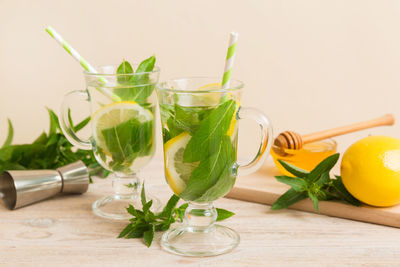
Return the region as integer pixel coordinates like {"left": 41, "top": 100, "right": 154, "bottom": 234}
{"left": 341, "top": 136, "right": 400, "bottom": 207}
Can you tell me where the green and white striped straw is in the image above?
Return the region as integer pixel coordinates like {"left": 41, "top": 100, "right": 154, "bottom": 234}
{"left": 222, "top": 32, "right": 238, "bottom": 89}
{"left": 45, "top": 26, "right": 121, "bottom": 102}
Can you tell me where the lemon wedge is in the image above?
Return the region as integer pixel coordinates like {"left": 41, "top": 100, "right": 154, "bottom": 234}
{"left": 92, "top": 101, "right": 153, "bottom": 152}
{"left": 164, "top": 132, "right": 198, "bottom": 195}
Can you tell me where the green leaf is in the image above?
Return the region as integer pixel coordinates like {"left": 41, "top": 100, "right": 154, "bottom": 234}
{"left": 118, "top": 224, "right": 134, "bottom": 238}
{"left": 143, "top": 200, "right": 153, "bottom": 215}
{"left": 143, "top": 224, "right": 155, "bottom": 247}
{"left": 141, "top": 183, "right": 147, "bottom": 206}
{"left": 160, "top": 194, "right": 180, "bottom": 218}
{"left": 101, "top": 118, "right": 153, "bottom": 170}
{"left": 307, "top": 153, "right": 340, "bottom": 182}
{"left": 46, "top": 108, "right": 60, "bottom": 136}
{"left": 194, "top": 167, "right": 236, "bottom": 202}
{"left": 33, "top": 132, "right": 48, "bottom": 144}
{"left": 67, "top": 109, "right": 76, "bottom": 132}
{"left": 331, "top": 176, "right": 361, "bottom": 206}
{"left": 117, "top": 60, "right": 134, "bottom": 84}
{"left": 2, "top": 119, "right": 13, "bottom": 148}
{"left": 271, "top": 188, "right": 308, "bottom": 210}
{"left": 275, "top": 176, "right": 307, "bottom": 192}
{"left": 135, "top": 55, "right": 155, "bottom": 74}
{"left": 308, "top": 191, "right": 319, "bottom": 212}
{"left": 216, "top": 208, "right": 235, "bottom": 221}
{"left": 74, "top": 116, "right": 90, "bottom": 132}
{"left": 316, "top": 171, "right": 331, "bottom": 186}
{"left": 277, "top": 160, "right": 309, "bottom": 178}
{"left": 183, "top": 100, "right": 236, "bottom": 163}
{"left": 114, "top": 56, "right": 156, "bottom": 103}
{"left": 180, "top": 135, "right": 233, "bottom": 200}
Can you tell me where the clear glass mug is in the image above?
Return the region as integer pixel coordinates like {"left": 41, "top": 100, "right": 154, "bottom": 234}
{"left": 60, "top": 65, "right": 160, "bottom": 220}
{"left": 156, "top": 77, "right": 273, "bottom": 256}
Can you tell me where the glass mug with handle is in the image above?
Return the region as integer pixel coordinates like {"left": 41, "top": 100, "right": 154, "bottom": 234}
{"left": 156, "top": 77, "right": 273, "bottom": 256}
{"left": 60, "top": 63, "right": 160, "bottom": 220}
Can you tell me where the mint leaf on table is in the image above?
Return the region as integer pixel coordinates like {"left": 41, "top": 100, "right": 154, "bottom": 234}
{"left": 216, "top": 208, "right": 235, "bottom": 221}
{"left": 271, "top": 153, "right": 361, "bottom": 211}
{"left": 0, "top": 108, "right": 108, "bottom": 180}
{"left": 183, "top": 99, "right": 236, "bottom": 163}
{"left": 118, "top": 184, "right": 235, "bottom": 247}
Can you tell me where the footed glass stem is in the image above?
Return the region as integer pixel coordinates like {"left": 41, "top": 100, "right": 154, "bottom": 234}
{"left": 161, "top": 202, "right": 240, "bottom": 257}
{"left": 92, "top": 174, "right": 161, "bottom": 220}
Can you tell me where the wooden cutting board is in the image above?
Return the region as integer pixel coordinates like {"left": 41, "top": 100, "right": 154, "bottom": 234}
{"left": 226, "top": 158, "right": 400, "bottom": 228}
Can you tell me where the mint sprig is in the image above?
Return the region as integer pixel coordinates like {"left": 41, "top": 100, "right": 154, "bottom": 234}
{"left": 0, "top": 109, "right": 108, "bottom": 180}
{"left": 118, "top": 184, "right": 235, "bottom": 247}
{"left": 271, "top": 153, "right": 361, "bottom": 211}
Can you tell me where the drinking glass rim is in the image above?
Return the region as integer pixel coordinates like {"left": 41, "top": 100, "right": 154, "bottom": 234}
{"left": 83, "top": 65, "right": 161, "bottom": 76}
{"left": 156, "top": 77, "right": 244, "bottom": 93}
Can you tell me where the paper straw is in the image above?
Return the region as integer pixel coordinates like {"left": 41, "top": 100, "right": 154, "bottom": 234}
{"left": 45, "top": 26, "right": 121, "bottom": 102}
{"left": 221, "top": 32, "right": 238, "bottom": 89}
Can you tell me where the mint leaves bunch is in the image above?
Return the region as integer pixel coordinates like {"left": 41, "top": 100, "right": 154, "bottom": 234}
{"left": 0, "top": 109, "right": 108, "bottom": 179}
{"left": 271, "top": 153, "right": 361, "bottom": 211}
{"left": 118, "top": 185, "right": 235, "bottom": 247}
{"left": 160, "top": 100, "right": 238, "bottom": 202}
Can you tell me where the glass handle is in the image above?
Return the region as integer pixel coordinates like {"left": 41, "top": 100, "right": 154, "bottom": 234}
{"left": 60, "top": 90, "right": 92, "bottom": 150}
{"left": 236, "top": 107, "right": 273, "bottom": 176}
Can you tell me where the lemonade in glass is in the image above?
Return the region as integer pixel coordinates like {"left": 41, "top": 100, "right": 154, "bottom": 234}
{"left": 60, "top": 57, "right": 160, "bottom": 220}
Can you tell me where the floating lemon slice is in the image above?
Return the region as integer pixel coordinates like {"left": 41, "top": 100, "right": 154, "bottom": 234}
{"left": 164, "top": 132, "right": 198, "bottom": 195}
{"left": 92, "top": 101, "right": 153, "bottom": 152}
{"left": 192, "top": 82, "right": 222, "bottom": 106}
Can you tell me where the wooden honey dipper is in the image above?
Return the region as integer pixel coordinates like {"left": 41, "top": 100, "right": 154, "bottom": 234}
{"left": 273, "top": 114, "right": 395, "bottom": 155}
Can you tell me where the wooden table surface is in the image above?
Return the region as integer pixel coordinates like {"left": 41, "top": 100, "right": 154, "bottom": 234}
{"left": 1, "top": 158, "right": 400, "bottom": 266}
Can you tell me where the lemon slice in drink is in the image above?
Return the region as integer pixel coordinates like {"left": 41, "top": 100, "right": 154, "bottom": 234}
{"left": 92, "top": 101, "right": 153, "bottom": 152}
{"left": 192, "top": 82, "right": 222, "bottom": 106}
{"left": 164, "top": 132, "right": 199, "bottom": 195}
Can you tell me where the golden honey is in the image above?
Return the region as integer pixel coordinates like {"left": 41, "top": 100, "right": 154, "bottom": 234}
{"left": 270, "top": 139, "right": 337, "bottom": 176}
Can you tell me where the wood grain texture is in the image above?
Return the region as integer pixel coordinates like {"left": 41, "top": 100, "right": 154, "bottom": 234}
{"left": 227, "top": 158, "right": 400, "bottom": 228}
{"left": 1, "top": 158, "right": 400, "bottom": 266}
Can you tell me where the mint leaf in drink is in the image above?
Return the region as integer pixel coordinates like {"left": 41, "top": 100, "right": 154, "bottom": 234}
{"left": 114, "top": 56, "right": 156, "bottom": 103}
{"left": 180, "top": 135, "right": 233, "bottom": 201}
{"left": 101, "top": 118, "right": 153, "bottom": 172}
{"left": 165, "top": 105, "right": 215, "bottom": 140}
{"left": 272, "top": 153, "right": 361, "bottom": 211}
{"left": 193, "top": 164, "right": 236, "bottom": 202}
{"left": 134, "top": 55, "right": 155, "bottom": 77}
{"left": 183, "top": 100, "right": 236, "bottom": 163}
{"left": 118, "top": 184, "right": 235, "bottom": 247}
{"left": 116, "top": 60, "right": 134, "bottom": 84}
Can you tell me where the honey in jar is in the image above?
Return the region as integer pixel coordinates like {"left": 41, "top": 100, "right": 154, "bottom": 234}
{"left": 270, "top": 139, "right": 337, "bottom": 176}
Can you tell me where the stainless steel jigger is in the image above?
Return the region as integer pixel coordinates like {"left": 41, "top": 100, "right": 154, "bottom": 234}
{"left": 0, "top": 161, "right": 89, "bottom": 210}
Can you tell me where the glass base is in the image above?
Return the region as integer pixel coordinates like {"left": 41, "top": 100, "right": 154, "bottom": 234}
{"left": 92, "top": 194, "right": 161, "bottom": 220}
{"left": 161, "top": 224, "right": 240, "bottom": 257}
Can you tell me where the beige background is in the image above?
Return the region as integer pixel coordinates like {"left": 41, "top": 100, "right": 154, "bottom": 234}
{"left": 1, "top": 0, "right": 399, "bottom": 158}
